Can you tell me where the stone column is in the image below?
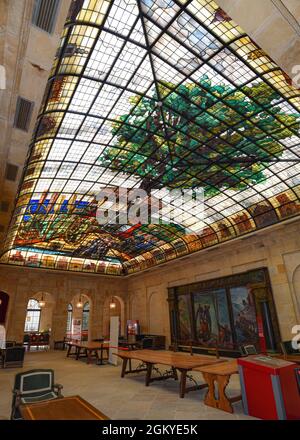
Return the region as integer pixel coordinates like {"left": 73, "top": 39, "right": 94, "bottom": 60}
{"left": 89, "top": 294, "right": 105, "bottom": 341}
{"left": 7, "top": 279, "right": 30, "bottom": 342}
{"left": 50, "top": 294, "right": 68, "bottom": 348}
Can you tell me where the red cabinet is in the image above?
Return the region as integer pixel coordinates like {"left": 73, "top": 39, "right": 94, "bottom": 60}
{"left": 238, "top": 355, "right": 300, "bottom": 420}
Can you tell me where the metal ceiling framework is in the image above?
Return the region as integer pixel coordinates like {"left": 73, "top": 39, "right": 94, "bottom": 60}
{"left": 1, "top": 0, "right": 300, "bottom": 276}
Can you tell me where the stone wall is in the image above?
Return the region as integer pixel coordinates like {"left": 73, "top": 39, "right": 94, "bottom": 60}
{"left": 127, "top": 219, "right": 300, "bottom": 345}
{"left": 0, "top": 268, "right": 127, "bottom": 345}
{"left": 0, "top": 0, "right": 71, "bottom": 245}
{"left": 0, "top": 219, "right": 300, "bottom": 347}
{"left": 217, "top": 0, "right": 300, "bottom": 77}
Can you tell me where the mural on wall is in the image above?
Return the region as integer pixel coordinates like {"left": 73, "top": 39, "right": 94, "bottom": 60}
{"left": 215, "top": 289, "right": 233, "bottom": 348}
{"left": 169, "top": 268, "right": 280, "bottom": 352}
{"left": 177, "top": 294, "right": 193, "bottom": 341}
{"left": 230, "top": 286, "right": 259, "bottom": 346}
{"left": 194, "top": 292, "right": 219, "bottom": 346}
{"left": 193, "top": 289, "right": 233, "bottom": 348}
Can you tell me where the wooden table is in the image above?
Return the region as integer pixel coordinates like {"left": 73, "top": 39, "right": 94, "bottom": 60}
{"left": 20, "top": 395, "right": 109, "bottom": 420}
{"left": 66, "top": 341, "right": 110, "bottom": 364}
{"left": 193, "top": 360, "right": 241, "bottom": 413}
{"left": 118, "top": 341, "right": 141, "bottom": 372}
{"left": 116, "top": 349, "right": 226, "bottom": 398}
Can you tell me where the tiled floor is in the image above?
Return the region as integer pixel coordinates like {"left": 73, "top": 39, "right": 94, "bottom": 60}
{"left": 0, "top": 350, "right": 256, "bottom": 420}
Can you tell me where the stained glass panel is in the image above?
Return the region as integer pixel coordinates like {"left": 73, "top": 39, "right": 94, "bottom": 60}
{"left": 1, "top": 0, "right": 300, "bottom": 275}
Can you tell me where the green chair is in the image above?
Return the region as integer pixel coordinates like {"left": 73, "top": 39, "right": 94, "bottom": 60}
{"left": 11, "top": 369, "right": 63, "bottom": 419}
{"left": 1, "top": 346, "right": 25, "bottom": 368}
{"left": 239, "top": 344, "right": 258, "bottom": 356}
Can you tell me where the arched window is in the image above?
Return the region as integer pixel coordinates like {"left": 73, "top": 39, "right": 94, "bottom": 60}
{"left": 82, "top": 301, "right": 89, "bottom": 331}
{"left": 24, "top": 299, "right": 41, "bottom": 332}
{"left": 66, "top": 303, "right": 73, "bottom": 334}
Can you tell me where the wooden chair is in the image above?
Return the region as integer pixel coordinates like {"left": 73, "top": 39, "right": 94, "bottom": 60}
{"left": 54, "top": 336, "right": 69, "bottom": 350}
{"left": 240, "top": 344, "right": 258, "bottom": 356}
{"left": 1, "top": 346, "right": 25, "bottom": 369}
{"left": 11, "top": 369, "right": 63, "bottom": 419}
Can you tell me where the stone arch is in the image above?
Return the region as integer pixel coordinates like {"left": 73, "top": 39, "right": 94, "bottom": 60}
{"left": 69, "top": 292, "right": 92, "bottom": 340}
{"left": 128, "top": 290, "right": 147, "bottom": 333}
{"left": 114, "top": 295, "right": 125, "bottom": 336}
{"left": 25, "top": 291, "right": 55, "bottom": 333}
{"left": 148, "top": 291, "right": 166, "bottom": 335}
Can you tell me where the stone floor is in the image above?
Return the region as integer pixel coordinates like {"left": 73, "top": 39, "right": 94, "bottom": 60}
{"left": 0, "top": 350, "right": 256, "bottom": 420}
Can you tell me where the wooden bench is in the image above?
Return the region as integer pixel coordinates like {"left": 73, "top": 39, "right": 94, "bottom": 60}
{"left": 193, "top": 360, "right": 241, "bottom": 413}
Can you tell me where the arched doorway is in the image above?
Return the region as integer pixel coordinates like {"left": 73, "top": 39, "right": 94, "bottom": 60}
{"left": 24, "top": 299, "right": 41, "bottom": 332}
{"left": 70, "top": 294, "right": 91, "bottom": 341}
{"left": 23, "top": 292, "right": 54, "bottom": 350}
{"left": 31, "top": 292, "right": 54, "bottom": 333}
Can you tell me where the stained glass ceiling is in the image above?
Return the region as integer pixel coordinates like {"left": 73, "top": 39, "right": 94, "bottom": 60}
{"left": 2, "top": 0, "right": 300, "bottom": 276}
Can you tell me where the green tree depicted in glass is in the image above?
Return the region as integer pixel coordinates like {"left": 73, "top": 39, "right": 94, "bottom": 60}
{"left": 100, "top": 76, "right": 299, "bottom": 196}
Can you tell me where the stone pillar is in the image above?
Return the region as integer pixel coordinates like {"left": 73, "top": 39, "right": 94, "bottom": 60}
{"left": 129, "top": 288, "right": 147, "bottom": 333}
{"left": 7, "top": 279, "right": 29, "bottom": 342}
{"left": 50, "top": 294, "right": 68, "bottom": 348}
{"left": 89, "top": 294, "right": 105, "bottom": 341}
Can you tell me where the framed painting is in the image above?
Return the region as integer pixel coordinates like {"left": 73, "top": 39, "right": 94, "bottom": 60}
{"left": 229, "top": 286, "right": 259, "bottom": 346}
{"left": 168, "top": 268, "right": 280, "bottom": 354}
{"left": 193, "top": 292, "right": 218, "bottom": 346}
{"left": 177, "top": 294, "right": 193, "bottom": 342}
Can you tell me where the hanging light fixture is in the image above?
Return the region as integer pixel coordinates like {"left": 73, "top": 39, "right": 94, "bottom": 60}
{"left": 38, "top": 293, "right": 46, "bottom": 308}
{"left": 109, "top": 297, "right": 116, "bottom": 309}
{"left": 76, "top": 294, "right": 83, "bottom": 308}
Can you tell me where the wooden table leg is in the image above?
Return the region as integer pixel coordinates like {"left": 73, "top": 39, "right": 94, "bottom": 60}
{"left": 66, "top": 344, "right": 71, "bottom": 357}
{"left": 145, "top": 363, "right": 153, "bottom": 387}
{"left": 202, "top": 372, "right": 218, "bottom": 409}
{"left": 121, "top": 358, "right": 128, "bottom": 378}
{"left": 216, "top": 375, "right": 233, "bottom": 413}
{"left": 97, "top": 347, "right": 103, "bottom": 365}
{"left": 172, "top": 367, "right": 178, "bottom": 381}
{"left": 76, "top": 347, "right": 81, "bottom": 360}
{"left": 179, "top": 369, "right": 187, "bottom": 398}
{"left": 87, "top": 349, "right": 94, "bottom": 364}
